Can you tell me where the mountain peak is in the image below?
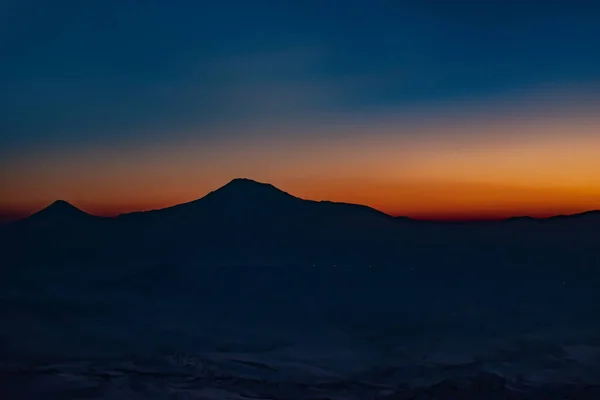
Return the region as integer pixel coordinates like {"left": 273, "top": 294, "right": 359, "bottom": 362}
{"left": 49, "top": 199, "right": 76, "bottom": 208}
{"left": 27, "top": 200, "right": 91, "bottom": 221}
{"left": 214, "top": 178, "right": 292, "bottom": 196}
{"left": 46, "top": 200, "right": 81, "bottom": 212}
{"left": 201, "top": 178, "right": 299, "bottom": 207}
{"left": 224, "top": 177, "right": 272, "bottom": 188}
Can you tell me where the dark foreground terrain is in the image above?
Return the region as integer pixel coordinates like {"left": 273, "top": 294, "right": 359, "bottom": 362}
{"left": 1, "top": 264, "right": 599, "bottom": 399}
{"left": 2, "top": 364, "right": 600, "bottom": 399}
{"left": 1, "top": 180, "right": 599, "bottom": 398}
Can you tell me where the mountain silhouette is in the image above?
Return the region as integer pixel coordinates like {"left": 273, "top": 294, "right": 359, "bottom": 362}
{"left": 2, "top": 200, "right": 106, "bottom": 258}
{"left": 15, "top": 179, "right": 600, "bottom": 228}
{"left": 117, "top": 178, "right": 399, "bottom": 244}
{"left": 149, "top": 178, "right": 304, "bottom": 218}
{"left": 206, "top": 178, "right": 298, "bottom": 203}
{"left": 3, "top": 178, "right": 600, "bottom": 265}
{"left": 29, "top": 200, "right": 91, "bottom": 219}
{"left": 15, "top": 200, "right": 101, "bottom": 230}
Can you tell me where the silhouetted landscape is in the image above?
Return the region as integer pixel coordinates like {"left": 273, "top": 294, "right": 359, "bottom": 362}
{"left": 3, "top": 1, "right": 600, "bottom": 397}
{"left": 1, "top": 178, "right": 599, "bottom": 398}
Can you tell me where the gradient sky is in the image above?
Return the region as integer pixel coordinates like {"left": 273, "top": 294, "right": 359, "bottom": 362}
{"left": 1, "top": 0, "right": 600, "bottom": 221}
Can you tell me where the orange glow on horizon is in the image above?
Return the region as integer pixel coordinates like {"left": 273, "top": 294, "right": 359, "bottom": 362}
{"left": 3, "top": 176, "right": 599, "bottom": 222}
{"left": 2, "top": 94, "right": 600, "bottom": 221}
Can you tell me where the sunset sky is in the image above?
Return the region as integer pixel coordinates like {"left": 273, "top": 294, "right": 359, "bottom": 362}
{"left": 1, "top": 1, "right": 600, "bottom": 221}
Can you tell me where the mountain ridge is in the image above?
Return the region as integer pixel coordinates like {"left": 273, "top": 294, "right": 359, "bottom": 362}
{"left": 3, "top": 178, "right": 599, "bottom": 266}
{"left": 13, "top": 178, "right": 600, "bottom": 224}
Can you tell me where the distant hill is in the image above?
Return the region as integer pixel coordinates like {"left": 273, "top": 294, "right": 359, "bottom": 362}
{"left": 23, "top": 200, "right": 96, "bottom": 223}
{"left": 2, "top": 200, "right": 108, "bottom": 260}
{"left": 10, "top": 200, "right": 105, "bottom": 234}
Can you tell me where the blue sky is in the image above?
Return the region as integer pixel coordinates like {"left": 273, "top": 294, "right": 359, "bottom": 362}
{"left": 1, "top": 1, "right": 600, "bottom": 219}
{"left": 2, "top": 0, "right": 599, "bottom": 154}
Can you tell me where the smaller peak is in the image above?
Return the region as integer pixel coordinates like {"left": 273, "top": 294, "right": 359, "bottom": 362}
{"left": 35, "top": 199, "right": 88, "bottom": 217}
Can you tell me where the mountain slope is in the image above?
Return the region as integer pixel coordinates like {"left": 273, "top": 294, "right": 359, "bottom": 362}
{"left": 118, "top": 178, "right": 399, "bottom": 237}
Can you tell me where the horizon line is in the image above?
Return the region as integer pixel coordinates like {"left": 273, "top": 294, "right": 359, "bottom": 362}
{"left": 2, "top": 178, "right": 599, "bottom": 224}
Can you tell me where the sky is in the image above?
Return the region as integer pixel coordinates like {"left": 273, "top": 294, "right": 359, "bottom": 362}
{"left": 1, "top": 0, "right": 600, "bottom": 221}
